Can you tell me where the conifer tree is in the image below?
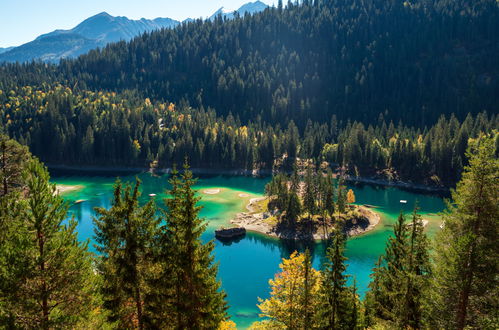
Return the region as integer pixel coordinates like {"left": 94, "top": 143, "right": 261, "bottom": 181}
{"left": 429, "top": 137, "right": 498, "bottom": 329}
{"left": 161, "top": 162, "right": 228, "bottom": 329}
{"left": 303, "top": 166, "right": 316, "bottom": 216}
{"left": 0, "top": 159, "right": 95, "bottom": 328}
{"left": 94, "top": 178, "right": 160, "bottom": 329}
{"left": 367, "top": 213, "right": 408, "bottom": 322}
{"left": 367, "top": 208, "right": 431, "bottom": 328}
{"left": 0, "top": 134, "right": 30, "bottom": 196}
{"left": 319, "top": 230, "right": 353, "bottom": 329}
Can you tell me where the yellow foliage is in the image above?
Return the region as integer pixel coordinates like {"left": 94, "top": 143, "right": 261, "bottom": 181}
{"left": 256, "top": 251, "right": 322, "bottom": 329}
{"left": 132, "top": 140, "right": 141, "bottom": 152}
{"left": 218, "top": 320, "right": 237, "bottom": 330}
{"left": 239, "top": 125, "right": 248, "bottom": 138}
{"left": 168, "top": 102, "right": 175, "bottom": 112}
{"left": 347, "top": 189, "right": 356, "bottom": 204}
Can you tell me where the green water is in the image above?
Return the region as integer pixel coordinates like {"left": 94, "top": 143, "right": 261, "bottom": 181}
{"left": 52, "top": 170, "right": 446, "bottom": 329}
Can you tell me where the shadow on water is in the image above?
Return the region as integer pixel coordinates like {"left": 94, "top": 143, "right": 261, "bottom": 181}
{"left": 244, "top": 231, "right": 320, "bottom": 262}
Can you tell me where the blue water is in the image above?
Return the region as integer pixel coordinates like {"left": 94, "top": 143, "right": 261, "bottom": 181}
{"left": 52, "top": 170, "right": 446, "bottom": 328}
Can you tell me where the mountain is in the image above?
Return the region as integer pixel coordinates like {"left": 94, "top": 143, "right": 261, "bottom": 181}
{"left": 0, "top": 12, "right": 179, "bottom": 63}
{"left": 209, "top": 1, "right": 268, "bottom": 20}
{"left": 0, "top": 47, "right": 14, "bottom": 54}
{"left": 0, "top": 2, "right": 267, "bottom": 63}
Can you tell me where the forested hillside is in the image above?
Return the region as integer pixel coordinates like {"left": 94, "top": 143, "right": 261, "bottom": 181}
{"left": 0, "top": 0, "right": 498, "bottom": 186}
{"left": 2, "top": 0, "right": 498, "bottom": 126}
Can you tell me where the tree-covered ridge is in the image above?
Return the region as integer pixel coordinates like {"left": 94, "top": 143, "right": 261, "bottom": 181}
{"left": 1, "top": 0, "right": 498, "bottom": 127}
{"left": 1, "top": 84, "right": 497, "bottom": 186}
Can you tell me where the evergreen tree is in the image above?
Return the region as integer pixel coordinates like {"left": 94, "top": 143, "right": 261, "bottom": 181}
{"left": 161, "top": 162, "right": 228, "bottom": 329}
{"left": 94, "top": 178, "right": 160, "bottom": 329}
{"left": 303, "top": 166, "right": 316, "bottom": 216}
{"left": 0, "top": 134, "right": 30, "bottom": 196}
{"left": 367, "top": 212, "right": 408, "bottom": 322}
{"left": 367, "top": 208, "right": 431, "bottom": 328}
{"left": 429, "top": 137, "right": 498, "bottom": 329}
{"left": 286, "top": 190, "right": 302, "bottom": 225}
{"left": 0, "top": 159, "right": 95, "bottom": 328}
{"left": 319, "top": 230, "right": 353, "bottom": 329}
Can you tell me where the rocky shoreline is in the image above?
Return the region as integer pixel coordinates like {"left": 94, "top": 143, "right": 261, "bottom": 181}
{"left": 47, "top": 164, "right": 450, "bottom": 193}
{"left": 230, "top": 198, "right": 381, "bottom": 241}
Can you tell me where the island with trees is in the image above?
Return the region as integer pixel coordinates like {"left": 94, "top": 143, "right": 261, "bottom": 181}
{"left": 231, "top": 163, "right": 380, "bottom": 240}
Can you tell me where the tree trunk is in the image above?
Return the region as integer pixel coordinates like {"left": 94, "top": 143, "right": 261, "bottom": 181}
{"left": 135, "top": 287, "right": 144, "bottom": 330}
{"left": 37, "top": 228, "right": 49, "bottom": 329}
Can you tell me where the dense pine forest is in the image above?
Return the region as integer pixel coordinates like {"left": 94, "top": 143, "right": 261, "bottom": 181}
{"left": 1, "top": 0, "right": 498, "bottom": 186}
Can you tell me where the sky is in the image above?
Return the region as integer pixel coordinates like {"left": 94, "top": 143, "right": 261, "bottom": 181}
{"left": 0, "top": 0, "right": 277, "bottom": 48}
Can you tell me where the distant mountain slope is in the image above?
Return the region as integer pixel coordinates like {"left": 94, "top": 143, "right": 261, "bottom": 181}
{"left": 0, "top": 2, "right": 268, "bottom": 63}
{"left": 209, "top": 1, "right": 268, "bottom": 20}
{"left": 0, "top": 47, "right": 14, "bottom": 54}
{"left": 0, "top": 12, "right": 179, "bottom": 63}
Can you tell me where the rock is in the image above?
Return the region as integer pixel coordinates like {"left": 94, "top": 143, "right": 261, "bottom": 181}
{"left": 215, "top": 227, "right": 246, "bottom": 240}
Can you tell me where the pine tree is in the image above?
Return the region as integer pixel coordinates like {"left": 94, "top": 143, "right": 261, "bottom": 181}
{"left": 0, "top": 134, "right": 30, "bottom": 196}
{"left": 303, "top": 166, "right": 316, "bottom": 216}
{"left": 429, "top": 137, "right": 498, "bottom": 329}
{"left": 0, "top": 159, "right": 95, "bottom": 328}
{"left": 286, "top": 190, "right": 302, "bottom": 225}
{"left": 320, "top": 230, "right": 352, "bottom": 329}
{"left": 94, "top": 178, "right": 160, "bottom": 329}
{"left": 403, "top": 206, "right": 431, "bottom": 328}
{"left": 161, "top": 162, "right": 228, "bottom": 329}
{"left": 367, "top": 212, "right": 408, "bottom": 322}
{"left": 367, "top": 208, "right": 431, "bottom": 328}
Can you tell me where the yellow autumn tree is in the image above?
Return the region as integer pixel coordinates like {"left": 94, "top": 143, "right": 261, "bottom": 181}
{"left": 250, "top": 251, "right": 322, "bottom": 329}
{"left": 346, "top": 189, "right": 356, "bottom": 204}
{"left": 218, "top": 320, "right": 237, "bottom": 329}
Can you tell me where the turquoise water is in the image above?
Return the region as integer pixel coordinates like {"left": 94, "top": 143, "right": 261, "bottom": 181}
{"left": 52, "top": 170, "right": 446, "bottom": 329}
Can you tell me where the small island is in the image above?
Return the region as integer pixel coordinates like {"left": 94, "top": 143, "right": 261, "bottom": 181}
{"left": 230, "top": 165, "right": 381, "bottom": 240}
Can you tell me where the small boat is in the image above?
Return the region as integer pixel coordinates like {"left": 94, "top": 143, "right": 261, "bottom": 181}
{"left": 215, "top": 227, "right": 246, "bottom": 240}
{"left": 74, "top": 199, "right": 86, "bottom": 204}
{"left": 400, "top": 200, "right": 407, "bottom": 204}
{"left": 149, "top": 193, "right": 157, "bottom": 197}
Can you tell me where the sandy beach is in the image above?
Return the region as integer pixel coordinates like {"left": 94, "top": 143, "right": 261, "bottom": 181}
{"left": 55, "top": 184, "right": 84, "bottom": 195}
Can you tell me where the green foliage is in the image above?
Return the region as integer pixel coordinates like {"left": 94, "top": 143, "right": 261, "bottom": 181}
{"left": 429, "top": 136, "right": 499, "bottom": 329}
{"left": 319, "top": 231, "right": 360, "bottom": 329}
{"left": 94, "top": 178, "right": 160, "bottom": 329}
{"left": 0, "top": 158, "right": 96, "bottom": 328}
{"left": 153, "top": 163, "right": 228, "bottom": 329}
{"left": 0, "top": 84, "right": 496, "bottom": 186}
{"left": 366, "top": 208, "right": 431, "bottom": 328}
{"left": 0, "top": 134, "right": 30, "bottom": 196}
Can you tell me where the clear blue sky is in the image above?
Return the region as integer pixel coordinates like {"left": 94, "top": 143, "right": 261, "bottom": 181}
{"left": 0, "top": 0, "right": 276, "bottom": 48}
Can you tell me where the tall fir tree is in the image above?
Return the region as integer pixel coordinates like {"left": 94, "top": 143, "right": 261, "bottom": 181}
{"left": 366, "top": 207, "right": 431, "bottom": 328}
{"left": 319, "top": 230, "right": 355, "bottom": 329}
{"left": 160, "top": 162, "right": 228, "bottom": 329}
{"left": 94, "top": 178, "right": 160, "bottom": 329}
{"left": 429, "top": 137, "right": 498, "bottom": 329}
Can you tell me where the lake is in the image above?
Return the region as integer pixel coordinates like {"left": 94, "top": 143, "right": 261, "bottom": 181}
{"left": 51, "top": 169, "right": 446, "bottom": 329}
